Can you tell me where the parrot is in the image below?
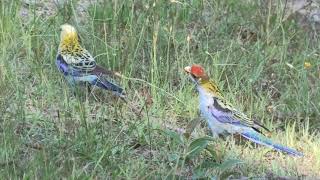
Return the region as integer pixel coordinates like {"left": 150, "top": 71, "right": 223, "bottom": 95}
{"left": 56, "top": 24, "right": 125, "bottom": 98}
{"left": 184, "top": 64, "right": 303, "bottom": 156}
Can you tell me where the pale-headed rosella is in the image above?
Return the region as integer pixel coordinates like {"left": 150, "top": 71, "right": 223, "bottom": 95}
{"left": 56, "top": 24, "right": 125, "bottom": 98}
{"left": 184, "top": 64, "right": 303, "bottom": 156}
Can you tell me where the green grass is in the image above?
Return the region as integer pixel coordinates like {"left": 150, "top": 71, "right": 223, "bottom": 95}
{"left": 1, "top": 0, "right": 320, "bottom": 178}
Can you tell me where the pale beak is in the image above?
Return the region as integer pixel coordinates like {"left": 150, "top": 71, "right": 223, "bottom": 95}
{"left": 184, "top": 66, "right": 191, "bottom": 73}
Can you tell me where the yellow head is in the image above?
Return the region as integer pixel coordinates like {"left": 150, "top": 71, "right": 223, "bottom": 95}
{"left": 59, "top": 24, "right": 80, "bottom": 46}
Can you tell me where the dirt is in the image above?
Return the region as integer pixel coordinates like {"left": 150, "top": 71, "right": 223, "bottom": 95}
{"left": 282, "top": 0, "right": 320, "bottom": 29}
{"left": 19, "top": 0, "right": 101, "bottom": 23}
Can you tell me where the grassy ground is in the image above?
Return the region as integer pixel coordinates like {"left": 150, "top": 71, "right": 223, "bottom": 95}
{"left": 1, "top": 0, "right": 320, "bottom": 179}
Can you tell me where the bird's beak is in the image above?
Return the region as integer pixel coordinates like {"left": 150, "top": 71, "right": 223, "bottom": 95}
{"left": 184, "top": 66, "right": 191, "bottom": 74}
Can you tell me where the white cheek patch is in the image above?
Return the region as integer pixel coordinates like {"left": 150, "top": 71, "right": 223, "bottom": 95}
{"left": 62, "top": 54, "right": 76, "bottom": 64}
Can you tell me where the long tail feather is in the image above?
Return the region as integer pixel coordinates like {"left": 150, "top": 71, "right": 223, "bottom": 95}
{"left": 92, "top": 78, "right": 125, "bottom": 98}
{"left": 241, "top": 131, "right": 303, "bottom": 157}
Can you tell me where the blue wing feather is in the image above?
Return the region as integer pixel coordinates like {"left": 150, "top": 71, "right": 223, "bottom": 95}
{"left": 209, "top": 104, "right": 245, "bottom": 127}
{"left": 91, "top": 77, "right": 125, "bottom": 96}
{"left": 56, "top": 54, "right": 69, "bottom": 76}
{"left": 55, "top": 54, "right": 125, "bottom": 97}
{"left": 56, "top": 54, "right": 81, "bottom": 76}
{"left": 209, "top": 97, "right": 256, "bottom": 127}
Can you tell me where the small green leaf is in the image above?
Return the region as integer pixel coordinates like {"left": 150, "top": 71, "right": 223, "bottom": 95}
{"left": 219, "top": 171, "right": 241, "bottom": 180}
{"left": 192, "top": 167, "right": 207, "bottom": 179}
{"left": 206, "top": 145, "right": 218, "bottom": 159}
{"left": 196, "top": 159, "right": 220, "bottom": 169}
{"left": 194, "top": 160, "right": 220, "bottom": 179}
{"left": 168, "top": 153, "right": 180, "bottom": 162}
{"left": 195, "top": 159, "right": 243, "bottom": 179}
{"left": 184, "top": 118, "right": 202, "bottom": 138}
{"left": 218, "top": 159, "right": 243, "bottom": 173}
{"left": 163, "top": 129, "right": 184, "bottom": 144}
{"left": 187, "top": 136, "right": 213, "bottom": 159}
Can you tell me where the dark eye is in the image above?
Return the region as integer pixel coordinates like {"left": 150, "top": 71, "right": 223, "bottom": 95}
{"left": 191, "top": 74, "right": 197, "bottom": 79}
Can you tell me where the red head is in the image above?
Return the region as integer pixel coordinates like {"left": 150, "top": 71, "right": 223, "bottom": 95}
{"left": 184, "top": 64, "right": 222, "bottom": 95}
{"left": 184, "top": 64, "right": 209, "bottom": 83}
{"left": 185, "top": 64, "right": 207, "bottom": 77}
